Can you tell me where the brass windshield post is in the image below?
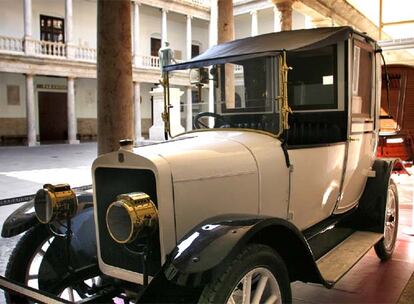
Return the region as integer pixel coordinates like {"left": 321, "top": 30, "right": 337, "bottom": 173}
{"left": 276, "top": 51, "right": 292, "bottom": 138}
{"left": 161, "top": 71, "right": 172, "bottom": 140}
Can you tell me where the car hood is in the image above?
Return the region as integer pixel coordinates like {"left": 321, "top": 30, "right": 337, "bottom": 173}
{"left": 133, "top": 130, "right": 283, "bottom": 238}
{"left": 134, "top": 131, "right": 267, "bottom": 183}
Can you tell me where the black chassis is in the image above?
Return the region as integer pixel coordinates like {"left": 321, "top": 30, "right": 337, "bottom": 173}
{"left": 0, "top": 158, "right": 397, "bottom": 302}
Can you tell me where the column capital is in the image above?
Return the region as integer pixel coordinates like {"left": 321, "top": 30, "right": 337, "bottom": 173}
{"left": 273, "top": 0, "right": 295, "bottom": 11}
{"left": 67, "top": 76, "right": 76, "bottom": 80}
{"left": 162, "top": 8, "right": 169, "bottom": 14}
{"left": 187, "top": 14, "right": 193, "bottom": 20}
{"left": 250, "top": 9, "right": 258, "bottom": 16}
{"left": 132, "top": 0, "right": 141, "bottom": 5}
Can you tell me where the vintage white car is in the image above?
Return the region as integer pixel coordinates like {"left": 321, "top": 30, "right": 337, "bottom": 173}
{"left": 1, "top": 27, "right": 400, "bottom": 304}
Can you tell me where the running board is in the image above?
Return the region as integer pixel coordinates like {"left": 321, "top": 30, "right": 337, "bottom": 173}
{"left": 316, "top": 231, "right": 383, "bottom": 285}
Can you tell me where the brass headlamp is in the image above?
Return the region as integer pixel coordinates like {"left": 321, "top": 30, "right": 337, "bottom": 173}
{"left": 106, "top": 192, "right": 158, "bottom": 244}
{"left": 34, "top": 184, "right": 78, "bottom": 224}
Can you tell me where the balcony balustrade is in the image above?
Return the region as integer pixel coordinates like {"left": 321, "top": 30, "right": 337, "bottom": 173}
{"left": 34, "top": 40, "right": 66, "bottom": 58}
{"left": 0, "top": 36, "right": 24, "bottom": 53}
{"left": 0, "top": 35, "right": 184, "bottom": 71}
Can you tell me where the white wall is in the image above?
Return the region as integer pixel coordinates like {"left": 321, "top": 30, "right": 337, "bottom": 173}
{"left": 75, "top": 78, "right": 96, "bottom": 118}
{"left": 292, "top": 10, "right": 307, "bottom": 30}
{"left": 0, "top": 0, "right": 24, "bottom": 38}
{"left": 73, "top": 0, "right": 97, "bottom": 48}
{"left": 235, "top": 13, "right": 251, "bottom": 39}
{"left": 258, "top": 8, "right": 274, "bottom": 35}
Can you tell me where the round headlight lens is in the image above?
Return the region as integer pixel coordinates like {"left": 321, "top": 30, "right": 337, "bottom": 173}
{"left": 106, "top": 201, "right": 134, "bottom": 244}
{"left": 34, "top": 184, "right": 78, "bottom": 224}
{"left": 34, "top": 188, "right": 54, "bottom": 224}
{"left": 106, "top": 192, "right": 158, "bottom": 244}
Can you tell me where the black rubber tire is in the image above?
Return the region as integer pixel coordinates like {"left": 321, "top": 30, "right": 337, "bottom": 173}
{"left": 5, "top": 224, "right": 52, "bottom": 304}
{"left": 374, "top": 180, "right": 399, "bottom": 261}
{"left": 199, "top": 244, "right": 292, "bottom": 304}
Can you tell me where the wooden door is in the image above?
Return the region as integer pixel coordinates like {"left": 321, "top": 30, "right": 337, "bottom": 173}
{"left": 38, "top": 92, "right": 68, "bottom": 142}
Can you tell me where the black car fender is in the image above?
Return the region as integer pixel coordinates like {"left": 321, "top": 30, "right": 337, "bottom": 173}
{"left": 38, "top": 205, "right": 98, "bottom": 292}
{"left": 1, "top": 191, "right": 98, "bottom": 292}
{"left": 160, "top": 214, "right": 324, "bottom": 288}
{"left": 347, "top": 158, "right": 400, "bottom": 233}
{"left": 1, "top": 191, "right": 94, "bottom": 238}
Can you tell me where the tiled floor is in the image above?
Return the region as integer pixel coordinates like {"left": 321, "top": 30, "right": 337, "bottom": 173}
{"left": 0, "top": 143, "right": 413, "bottom": 303}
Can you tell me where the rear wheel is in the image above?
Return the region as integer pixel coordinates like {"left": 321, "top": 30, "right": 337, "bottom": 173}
{"left": 374, "top": 179, "right": 399, "bottom": 261}
{"left": 199, "top": 244, "right": 291, "bottom": 304}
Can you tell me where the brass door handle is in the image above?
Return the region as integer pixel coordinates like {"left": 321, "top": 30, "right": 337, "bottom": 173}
{"left": 348, "top": 137, "right": 360, "bottom": 142}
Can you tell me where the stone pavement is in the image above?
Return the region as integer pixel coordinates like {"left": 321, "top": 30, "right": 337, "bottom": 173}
{"left": 0, "top": 143, "right": 97, "bottom": 303}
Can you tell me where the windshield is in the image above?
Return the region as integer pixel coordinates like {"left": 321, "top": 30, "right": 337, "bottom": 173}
{"left": 185, "top": 56, "right": 280, "bottom": 135}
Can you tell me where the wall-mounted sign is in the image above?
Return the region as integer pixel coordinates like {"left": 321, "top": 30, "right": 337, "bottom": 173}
{"left": 37, "top": 84, "right": 67, "bottom": 90}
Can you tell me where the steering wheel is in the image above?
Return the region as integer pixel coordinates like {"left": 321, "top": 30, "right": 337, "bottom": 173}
{"left": 193, "top": 112, "right": 227, "bottom": 129}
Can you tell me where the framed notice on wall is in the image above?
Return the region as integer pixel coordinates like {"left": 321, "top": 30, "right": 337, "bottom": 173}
{"left": 7, "top": 85, "right": 20, "bottom": 105}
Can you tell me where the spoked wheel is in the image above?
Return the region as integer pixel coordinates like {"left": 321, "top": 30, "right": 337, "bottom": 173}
{"left": 5, "top": 225, "right": 103, "bottom": 303}
{"left": 375, "top": 179, "right": 399, "bottom": 261}
{"left": 227, "top": 267, "right": 282, "bottom": 304}
{"left": 200, "top": 244, "right": 291, "bottom": 304}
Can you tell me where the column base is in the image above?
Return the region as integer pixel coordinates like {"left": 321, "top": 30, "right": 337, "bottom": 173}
{"left": 67, "top": 139, "right": 80, "bottom": 144}
{"left": 24, "top": 37, "right": 36, "bottom": 56}
{"left": 27, "top": 141, "right": 39, "bottom": 147}
{"left": 66, "top": 44, "right": 77, "bottom": 60}
{"left": 149, "top": 126, "right": 166, "bottom": 141}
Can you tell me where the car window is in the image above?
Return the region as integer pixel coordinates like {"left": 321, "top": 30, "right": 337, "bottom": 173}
{"left": 287, "top": 45, "right": 337, "bottom": 111}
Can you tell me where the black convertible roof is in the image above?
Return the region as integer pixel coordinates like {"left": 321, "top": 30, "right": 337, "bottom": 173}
{"left": 165, "top": 26, "right": 373, "bottom": 72}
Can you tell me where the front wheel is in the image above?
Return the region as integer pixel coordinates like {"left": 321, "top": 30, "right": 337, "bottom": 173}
{"left": 199, "top": 244, "right": 291, "bottom": 304}
{"left": 374, "top": 179, "right": 399, "bottom": 261}
{"left": 5, "top": 224, "right": 104, "bottom": 303}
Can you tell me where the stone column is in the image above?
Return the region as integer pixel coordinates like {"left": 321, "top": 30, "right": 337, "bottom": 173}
{"left": 67, "top": 77, "right": 79, "bottom": 144}
{"left": 133, "top": 1, "right": 141, "bottom": 66}
{"left": 97, "top": 0, "right": 133, "bottom": 155}
{"left": 251, "top": 10, "right": 258, "bottom": 36}
{"left": 273, "top": 7, "right": 281, "bottom": 32}
{"left": 24, "top": 0, "right": 35, "bottom": 55}
{"left": 218, "top": 0, "right": 235, "bottom": 108}
{"left": 134, "top": 82, "right": 144, "bottom": 142}
{"left": 186, "top": 15, "right": 192, "bottom": 60}
{"left": 66, "top": 0, "right": 76, "bottom": 59}
{"left": 24, "top": 0, "right": 32, "bottom": 37}
{"left": 25, "top": 74, "right": 36, "bottom": 146}
{"left": 273, "top": 0, "right": 295, "bottom": 31}
{"left": 161, "top": 9, "right": 168, "bottom": 46}
{"left": 186, "top": 87, "right": 192, "bottom": 131}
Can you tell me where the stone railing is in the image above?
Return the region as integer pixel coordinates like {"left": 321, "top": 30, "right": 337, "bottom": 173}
{"left": 0, "top": 36, "right": 188, "bottom": 73}
{"left": 34, "top": 40, "right": 66, "bottom": 58}
{"left": 141, "top": 55, "right": 160, "bottom": 68}
{"left": 74, "top": 46, "right": 96, "bottom": 62}
{"left": 0, "top": 36, "right": 24, "bottom": 53}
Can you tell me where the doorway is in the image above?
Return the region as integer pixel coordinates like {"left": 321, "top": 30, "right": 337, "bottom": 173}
{"left": 38, "top": 92, "right": 68, "bottom": 142}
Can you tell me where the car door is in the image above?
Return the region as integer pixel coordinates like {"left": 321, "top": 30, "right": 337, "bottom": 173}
{"left": 286, "top": 42, "right": 348, "bottom": 230}
{"left": 335, "top": 38, "right": 378, "bottom": 213}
